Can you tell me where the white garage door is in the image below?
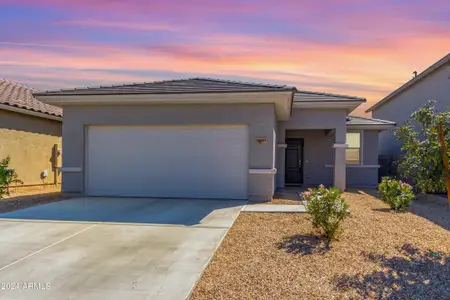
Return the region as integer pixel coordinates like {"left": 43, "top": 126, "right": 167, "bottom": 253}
{"left": 86, "top": 125, "right": 249, "bottom": 199}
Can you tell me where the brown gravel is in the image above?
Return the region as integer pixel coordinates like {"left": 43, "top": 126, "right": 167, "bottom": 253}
{"left": 267, "top": 189, "right": 305, "bottom": 205}
{"left": 0, "top": 185, "right": 70, "bottom": 213}
{"left": 190, "top": 190, "right": 450, "bottom": 300}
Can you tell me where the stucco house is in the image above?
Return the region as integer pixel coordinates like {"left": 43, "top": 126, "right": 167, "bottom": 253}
{"left": 366, "top": 53, "right": 450, "bottom": 156}
{"left": 35, "top": 78, "right": 394, "bottom": 201}
{"left": 0, "top": 79, "right": 62, "bottom": 190}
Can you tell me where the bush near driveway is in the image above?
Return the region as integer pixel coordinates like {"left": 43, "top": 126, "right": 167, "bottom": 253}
{"left": 0, "top": 156, "right": 23, "bottom": 198}
{"left": 378, "top": 177, "right": 415, "bottom": 211}
{"left": 302, "top": 185, "right": 349, "bottom": 245}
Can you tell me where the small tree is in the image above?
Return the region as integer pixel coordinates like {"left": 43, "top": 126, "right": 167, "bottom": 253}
{"left": 395, "top": 101, "right": 450, "bottom": 194}
{"left": 0, "top": 157, "right": 23, "bottom": 198}
{"left": 302, "top": 185, "right": 349, "bottom": 246}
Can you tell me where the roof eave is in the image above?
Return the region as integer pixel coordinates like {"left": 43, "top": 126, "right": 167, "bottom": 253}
{"left": 0, "top": 103, "right": 62, "bottom": 121}
{"left": 35, "top": 90, "right": 295, "bottom": 121}
{"left": 347, "top": 124, "right": 396, "bottom": 130}
{"left": 293, "top": 100, "right": 365, "bottom": 113}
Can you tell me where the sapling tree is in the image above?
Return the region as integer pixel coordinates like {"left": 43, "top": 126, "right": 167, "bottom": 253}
{"left": 0, "top": 157, "right": 23, "bottom": 198}
{"left": 395, "top": 101, "right": 450, "bottom": 194}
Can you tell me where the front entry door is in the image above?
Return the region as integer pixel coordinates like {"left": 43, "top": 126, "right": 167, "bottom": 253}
{"left": 285, "top": 139, "right": 304, "bottom": 185}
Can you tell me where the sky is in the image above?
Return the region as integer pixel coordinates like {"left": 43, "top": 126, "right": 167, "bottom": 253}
{"left": 1, "top": 0, "right": 450, "bottom": 115}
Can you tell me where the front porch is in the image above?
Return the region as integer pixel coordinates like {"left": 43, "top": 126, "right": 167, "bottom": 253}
{"left": 276, "top": 128, "right": 347, "bottom": 191}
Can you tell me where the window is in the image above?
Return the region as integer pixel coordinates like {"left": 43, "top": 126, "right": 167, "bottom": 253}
{"left": 346, "top": 132, "right": 361, "bottom": 164}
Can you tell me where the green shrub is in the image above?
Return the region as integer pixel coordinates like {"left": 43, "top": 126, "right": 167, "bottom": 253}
{"left": 377, "top": 177, "right": 415, "bottom": 211}
{"left": 301, "top": 185, "right": 349, "bottom": 245}
{"left": 0, "top": 156, "right": 22, "bottom": 198}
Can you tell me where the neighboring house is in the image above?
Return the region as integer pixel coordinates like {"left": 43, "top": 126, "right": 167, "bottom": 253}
{"left": 0, "top": 79, "right": 62, "bottom": 189}
{"left": 35, "top": 78, "right": 394, "bottom": 201}
{"left": 366, "top": 53, "right": 450, "bottom": 156}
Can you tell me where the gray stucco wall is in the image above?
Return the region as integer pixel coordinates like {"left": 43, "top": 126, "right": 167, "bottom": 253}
{"left": 346, "top": 130, "right": 379, "bottom": 188}
{"left": 61, "top": 103, "right": 276, "bottom": 200}
{"left": 372, "top": 65, "right": 450, "bottom": 155}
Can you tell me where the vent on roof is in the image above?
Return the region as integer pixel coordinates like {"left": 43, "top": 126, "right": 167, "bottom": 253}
{"left": 413, "top": 71, "right": 418, "bottom": 78}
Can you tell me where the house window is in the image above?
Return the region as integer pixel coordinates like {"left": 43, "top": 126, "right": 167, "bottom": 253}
{"left": 346, "top": 132, "right": 361, "bottom": 164}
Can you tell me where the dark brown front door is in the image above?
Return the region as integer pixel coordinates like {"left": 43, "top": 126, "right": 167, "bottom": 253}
{"left": 285, "top": 139, "right": 304, "bottom": 185}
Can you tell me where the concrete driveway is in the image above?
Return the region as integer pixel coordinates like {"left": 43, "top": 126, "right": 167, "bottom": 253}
{"left": 0, "top": 198, "right": 246, "bottom": 300}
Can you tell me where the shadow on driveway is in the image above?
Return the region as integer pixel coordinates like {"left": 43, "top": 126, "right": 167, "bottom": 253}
{"left": 0, "top": 197, "right": 247, "bottom": 227}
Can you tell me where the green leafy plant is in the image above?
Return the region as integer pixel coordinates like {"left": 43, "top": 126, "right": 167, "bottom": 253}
{"left": 378, "top": 177, "right": 415, "bottom": 211}
{"left": 395, "top": 101, "right": 450, "bottom": 193}
{"left": 0, "top": 156, "right": 23, "bottom": 198}
{"left": 302, "top": 185, "right": 349, "bottom": 245}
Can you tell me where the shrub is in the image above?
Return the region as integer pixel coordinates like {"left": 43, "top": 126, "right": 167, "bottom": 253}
{"left": 302, "top": 185, "right": 349, "bottom": 245}
{"left": 0, "top": 156, "right": 22, "bottom": 198}
{"left": 395, "top": 101, "right": 450, "bottom": 193}
{"left": 378, "top": 177, "right": 415, "bottom": 211}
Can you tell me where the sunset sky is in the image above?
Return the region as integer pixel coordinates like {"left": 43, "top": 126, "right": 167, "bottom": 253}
{"left": 1, "top": 0, "right": 449, "bottom": 115}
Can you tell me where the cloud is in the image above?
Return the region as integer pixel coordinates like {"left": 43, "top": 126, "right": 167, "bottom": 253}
{"left": 2, "top": 0, "right": 450, "bottom": 116}
{"left": 55, "top": 20, "right": 179, "bottom": 32}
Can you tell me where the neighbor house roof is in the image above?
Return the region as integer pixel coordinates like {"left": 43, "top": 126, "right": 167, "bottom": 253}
{"left": 34, "top": 78, "right": 297, "bottom": 96}
{"left": 0, "top": 79, "right": 62, "bottom": 119}
{"left": 294, "top": 90, "right": 366, "bottom": 102}
{"left": 366, "top": 53, "right": 450, "bottom": 113}
{"left": 346, "top": 115, "right": 396, "bottom": 129}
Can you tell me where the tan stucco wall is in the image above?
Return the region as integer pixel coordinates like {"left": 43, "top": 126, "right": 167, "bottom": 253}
{"left": 0, "top": 110, "right": 62, "bottom": 187}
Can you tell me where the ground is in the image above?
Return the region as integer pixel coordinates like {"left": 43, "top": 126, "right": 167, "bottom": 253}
{"left": 0, "top": 185, "right": 68, "bottom": 213}
{"left": 0, "top": 198, "right": 245, "bottom": 300}
{"left": 190, "top": 190, "right": 450, "bottom": 299}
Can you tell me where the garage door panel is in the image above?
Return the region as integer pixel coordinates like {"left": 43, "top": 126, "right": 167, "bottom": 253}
{"left": 87, "top": 125, "right": 248, "bottom": 199}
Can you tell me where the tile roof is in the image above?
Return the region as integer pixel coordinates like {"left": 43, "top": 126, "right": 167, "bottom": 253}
{"left": 366, "top": 52, "right": 450, "bottom": 112}
{"left": 346, "top": 116, "right": 396, "bottom": 126}
{"left": 294, "top": 90, "right": 366, "bottom": 102}
{"left": 0, "top": 79, "right": 62, "bottom": 117}
{"left": 34, "top": 77, "right": 297, "bottom": 96}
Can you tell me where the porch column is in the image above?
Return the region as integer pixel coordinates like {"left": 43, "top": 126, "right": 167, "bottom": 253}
{"left": 276, "top": 129, "right": 286, "bottom": 188}
{"left": 333, "top": 125, "right": 347, "bottom": 191}
{"left": 333, "top": 144, "right": 347, "bottom": 191}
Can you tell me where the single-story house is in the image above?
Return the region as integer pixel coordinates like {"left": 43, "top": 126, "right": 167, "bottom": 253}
{"left": 35, "top": 78, "right": 395, "bottom": 201}
{"left": 366, "top": 52, "right": 450, "bottom": 156}
{"left": 0, "top": 79, "right": 62, "bottom": 189}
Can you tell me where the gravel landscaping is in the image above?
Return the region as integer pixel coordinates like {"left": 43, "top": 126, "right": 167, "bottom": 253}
{"left": 190, "top": 190, "right": 450, "bottom": 299}
{"left": 0, "top": 185, "right": 70, "bottom": 213}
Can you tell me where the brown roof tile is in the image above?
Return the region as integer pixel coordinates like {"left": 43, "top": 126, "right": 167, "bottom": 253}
{"left": 0, "top": 79, "right": 62, "bottom": 117}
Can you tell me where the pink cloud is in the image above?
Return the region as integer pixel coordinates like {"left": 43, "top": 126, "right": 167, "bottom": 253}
{"left": 55, "top": 20, "right": 179, "bottom": 32}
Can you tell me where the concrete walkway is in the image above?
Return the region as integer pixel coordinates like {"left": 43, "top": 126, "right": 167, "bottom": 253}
{"left": 243, "top": 204, "right": 306, "bottom": 212}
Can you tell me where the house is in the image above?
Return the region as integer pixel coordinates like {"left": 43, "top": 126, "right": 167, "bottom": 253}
{"left": 34, "top": 78, "right": 394, "bottom": 201}
{"left": 366, "top": 53, "right": 450, "bottom": 156}
{"left": 0, "top": 79, "right": 62, "bottom": 190}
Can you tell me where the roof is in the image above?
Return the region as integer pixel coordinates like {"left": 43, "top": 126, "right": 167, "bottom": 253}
{"left": 0, "top": 79, "right": 62, "bottom": 118}
{"left": 34, "top": 78, "right": 297, "bottom": 96}
{"left": 366, "top": 53, "right": 450, "bottom": 112}
{"left": 294, "top": 90, "right": 366, "bottom": 102}
{"left": 346, "top": 115, "right": 396, "bottom": 126}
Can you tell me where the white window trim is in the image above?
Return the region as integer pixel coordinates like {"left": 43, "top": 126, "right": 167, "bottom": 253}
{"left": 346, "top": 130, "right": 363, "bottom": 165}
